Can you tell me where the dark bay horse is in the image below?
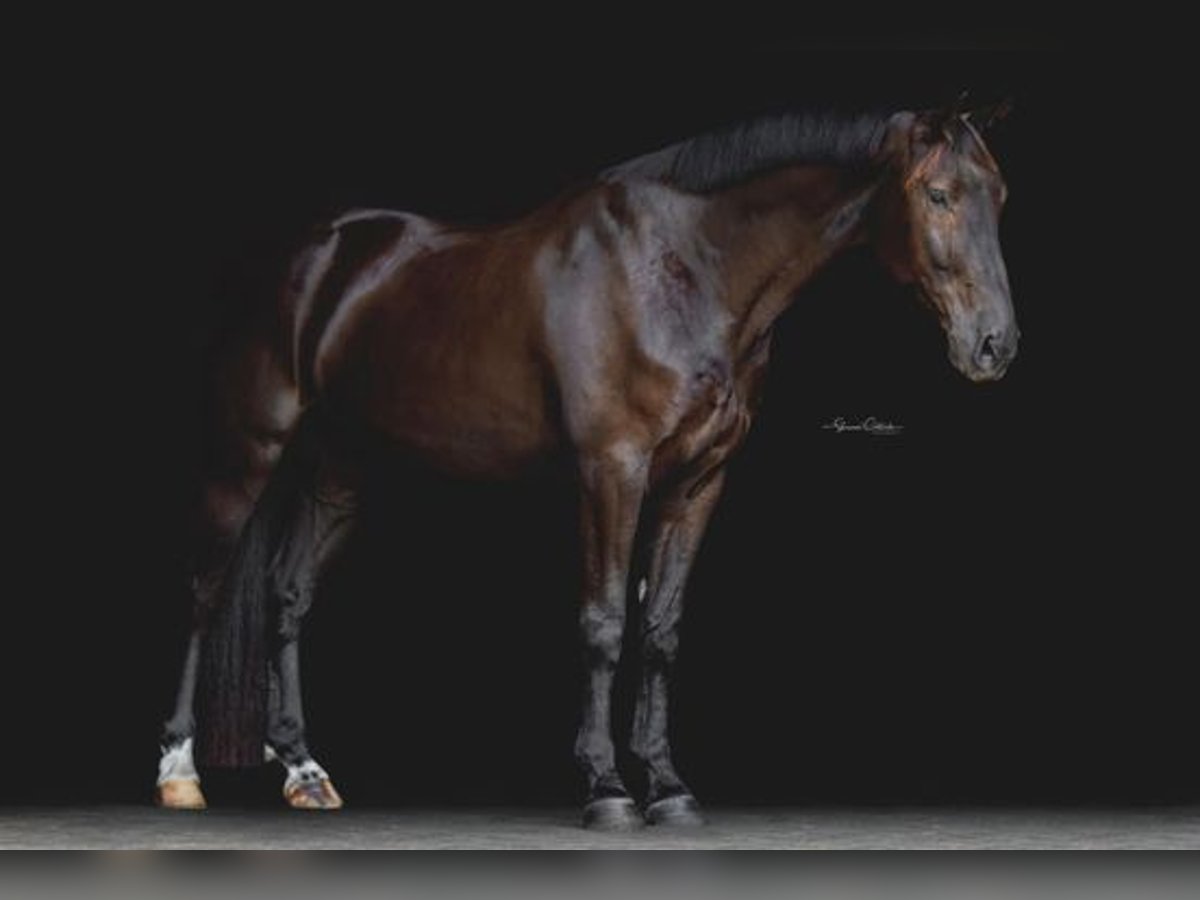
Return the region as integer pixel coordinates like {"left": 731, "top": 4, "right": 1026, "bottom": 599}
{"left": 156, "top": 104, "right": 1019, "bottom": 828}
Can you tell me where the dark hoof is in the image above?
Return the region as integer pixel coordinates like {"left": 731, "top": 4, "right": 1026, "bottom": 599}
{"left": 645, "top": 793, "right": 705, "bottom": 826}
{"left": 582, "top": 796, "right": 643, "bottom": 831}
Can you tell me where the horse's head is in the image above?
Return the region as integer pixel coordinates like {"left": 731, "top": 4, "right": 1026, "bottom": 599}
{"left": 873, "top": 103, "right": 1019, "bottom": 382}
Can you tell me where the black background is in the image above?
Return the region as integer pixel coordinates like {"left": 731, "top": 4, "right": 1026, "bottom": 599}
{"left": 7, "top": 19, "right": 1193, "bottom": 808}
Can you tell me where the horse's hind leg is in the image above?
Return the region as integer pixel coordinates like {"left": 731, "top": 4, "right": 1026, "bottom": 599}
{"left": 157, "top": 630, "right": 206, "bottom": 808}
{"left": 157, "top": 490, "right": 273, "bottom": 809}
{"left": 157, "top": 334, "right": 302, "bottom": 809}
{"left": 263, "top": 448, "right": 358, "bottom": 809}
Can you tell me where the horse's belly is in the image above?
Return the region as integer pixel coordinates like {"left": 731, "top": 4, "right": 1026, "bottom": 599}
{"left": 383, "top": 397, "right": 560, "bottom": 477}
{"left": 338, "top": 341, "right": 560, "bottom": 478}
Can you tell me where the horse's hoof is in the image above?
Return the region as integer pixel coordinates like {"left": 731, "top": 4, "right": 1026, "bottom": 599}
{"left": 582, "top": 796, "right": 642, "bottom": 831}
{"left": 645, "top": 793, "right": 705, "bottom": 826}
{"left": 155, "top": 779, "right": 207, "bottom": 810}
{"left": 284, "top": 778, "right": 344, "bottom": 810}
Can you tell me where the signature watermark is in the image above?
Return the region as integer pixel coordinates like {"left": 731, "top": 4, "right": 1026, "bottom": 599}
{"left": 821, "top": 416, "right": 903, "bottom": 436}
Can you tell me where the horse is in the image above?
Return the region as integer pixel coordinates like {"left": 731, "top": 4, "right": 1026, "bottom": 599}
{"left": 155, "top": 102, "right": 1019, "bottom": 830}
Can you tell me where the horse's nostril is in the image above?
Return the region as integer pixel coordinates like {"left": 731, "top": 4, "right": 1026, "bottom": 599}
{"left": 979, "top": 334, "right": 998, "bottom": 361}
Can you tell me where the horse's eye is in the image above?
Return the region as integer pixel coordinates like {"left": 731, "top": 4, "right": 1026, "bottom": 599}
{"left": 927, "top": 187, "right": 950, "bottom": 208}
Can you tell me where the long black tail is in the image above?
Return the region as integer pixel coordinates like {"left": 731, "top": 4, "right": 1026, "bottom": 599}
{"left": 194, "top": 406, "right": 325, "bottom": 768}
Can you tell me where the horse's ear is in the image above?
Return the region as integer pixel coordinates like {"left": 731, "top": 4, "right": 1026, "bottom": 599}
{"left": 941, "top": 90, "right": 973, "bottom": 141}
{"left": 917, "top": 92, "right": 971, "bottom": 145}
{"left": 950, "top": 90, "right": 972, "bottom": 119}
{"left": 967, "top": 97, "right": 1014, "bottom": 132}
{"left": 910, "top": 107, "right": 954, "bottom": 148}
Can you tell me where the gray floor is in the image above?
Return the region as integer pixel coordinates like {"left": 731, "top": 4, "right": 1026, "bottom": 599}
{"left": 1, "top": 806, "right": 1197, "bottom": 849}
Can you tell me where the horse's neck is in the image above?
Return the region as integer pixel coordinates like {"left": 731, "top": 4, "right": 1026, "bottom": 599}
{"left": 702, "top": 166, "right": 883, "bottom": 349}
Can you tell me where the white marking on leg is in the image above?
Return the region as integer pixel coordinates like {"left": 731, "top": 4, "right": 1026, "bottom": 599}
{"left": 638, "top": 577, "right": 648, "bottom": 603}
{"left": 157, "top": 736, "right": 199, "bottom": 785}
{"left": 263, "top": 743, "right": 277, "bottom": 763}
{"left": 283, "top": 758, "right": 330, "bottom": 794}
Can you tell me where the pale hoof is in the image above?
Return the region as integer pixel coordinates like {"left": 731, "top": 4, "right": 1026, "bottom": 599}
{"left": 284, "top": 778, "right": 344, "bottom": 810}
{"left": 582, "top": 796, "right": 642, "bottom": 831}
{"left": 156, "top": 779, "right": 207, "bottom": 810}
{"left": 645, "top": 793, "right": 705, "bottom": 826}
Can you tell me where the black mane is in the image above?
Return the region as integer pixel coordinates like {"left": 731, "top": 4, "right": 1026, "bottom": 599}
{"left": 603, "top": 111, "right": 893, "bottom": 193}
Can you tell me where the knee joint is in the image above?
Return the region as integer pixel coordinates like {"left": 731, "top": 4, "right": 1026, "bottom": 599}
{"left": 580, "top": 606, "right": 624, "bottom": 666}
{"left": 642, "top": 624, "right": 679, "bottom": 667}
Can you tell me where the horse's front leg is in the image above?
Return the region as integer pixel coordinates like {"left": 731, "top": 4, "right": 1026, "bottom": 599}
{"left": 575, "top": 447, "right": 648, "bottom": 830}
{"left": 630, "top": 467, "right": 726, "bottom": 826}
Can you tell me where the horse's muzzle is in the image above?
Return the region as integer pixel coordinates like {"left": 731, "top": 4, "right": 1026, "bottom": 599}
{"left": 968, "top": 326, "right": 1019, "bottom": 381}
